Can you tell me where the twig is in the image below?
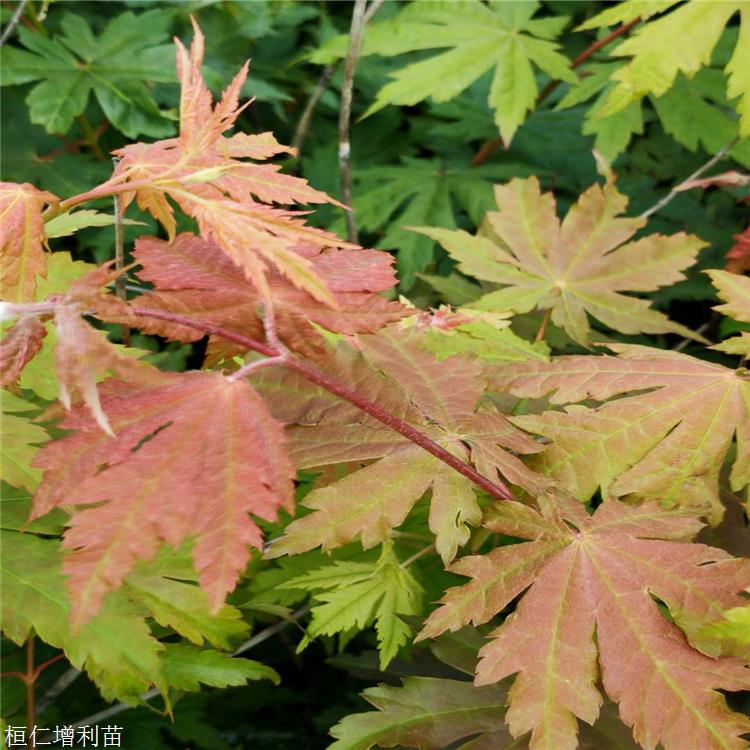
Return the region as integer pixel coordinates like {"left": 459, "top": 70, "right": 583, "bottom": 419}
{"left": 338, "top": 0, "right": 368, "bottom": 243}
{"left": 0, "top": 0, "right": 28, "bottom": 47}
{"left": 36, "top": 667, "right": 82, "bottom": 715}
{"left": 233, "top": 605, "right": 311, "bottom": 656}
{"left": 534, "top": 308, "right": 552, "bottom": 343}
{"left": 26, "top": 637, "right": 36, "bottom": 729}
{"left": 401, "top": 545, "right": 434, "bottom": 567}
{"left": 291, "top": 0, "right": 385, "bottom": 158}
{"left": 640, "top": 136, "right": 741, "bottom": 219}
{"left": 130, "top": 305, "right": 515, "bottom": 502}
{"left": 472, "top": 18, "right": 641, "bottom": 167}
{"left": 66, "top": 606, "right": 311, "bottom": 730}
{"left": 292, "top": 64, "right": 337, "bottom": 154}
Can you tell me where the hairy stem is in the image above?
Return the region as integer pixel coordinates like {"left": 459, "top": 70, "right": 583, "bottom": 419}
{"left": 130, "top": 305, "right": 515, "bottom": 502}
{"left": 472, "top": 18, "right": 641, "bottom": 167}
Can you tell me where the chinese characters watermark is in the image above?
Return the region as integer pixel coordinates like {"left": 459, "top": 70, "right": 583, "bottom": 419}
{"left": 4, "top": 725, "right": 123, "bottom": 748}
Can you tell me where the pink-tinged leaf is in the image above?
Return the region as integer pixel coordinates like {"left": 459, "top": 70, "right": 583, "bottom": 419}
{"left": 489, "top": 345, "right": 750, "bottom": 520}
{"left": 32, "top": 372, "right": 294, "bottom": 624}
{"left": 266, "top": 330, "right": 547, "bottom": 561}
{"left": 725, "top": 227, "right": 750, "bottom": 274}
{"left": 131, "top": 233, "right": 407, "bottom": 359}
{"left": 423, "top": 174, "right": 707, "bottom": 345}
{"left": 676, "top": 170, "right": 750, "bottom": 192}
{"left": 95, "top": 22, "right": 350, "bottom": 304}
{"left": 1, "top": 316, "right": 47, "bottom": 386}
{"left": 420, "top": 499, "right": 750, "bottom": 750}
{"left": 53, "top": 305, "right": 149, "bottom": 435}
{"left": 0, "top": 182, "right": 57, "bottom": 302}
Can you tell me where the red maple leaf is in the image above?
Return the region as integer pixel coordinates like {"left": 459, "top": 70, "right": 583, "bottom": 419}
{"left": 32, "top": 371, "right": 294, "bottom": 625}
{"left": 130, "top": 232, "right": 408, "bottom": 359}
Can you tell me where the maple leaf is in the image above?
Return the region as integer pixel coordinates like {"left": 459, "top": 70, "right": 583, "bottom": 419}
{"left": 123, "top": 545, "right": 250, "bottom": 651}
{"left": 266, "top": 330, "right": 548, "bottom": 564}
{"left": 727, "top": 227, "right": 750, "bottom": 274}
{"left": 418, "top": 498, "right": 750, "bottom": 750}
{"left": 129, "top": 232, "right": 407, "bottom": 360}
{"left": 579, "top": 1, "right": 750, "bottom": 137}
{"left": 0, "top": 391, "right": 48, "bottom": 492}
{"left": 0, "top": 181, "right": 57, "bottom": 303}
{"left": 707, "top": 269, "right": 750, "bottom": 357}
{"left": 418, "top": 173, "right": 706, "bottom": 346}
{"left": 697, "top": 604, "right": 750, "bottom": 659}
{"left": 31, "top": 371, "right": 294, "bottom": 625}
{"left": 281, "top": 542, "right": 423, "bottom": 668}
{"left": 554, "top": 64, "right": 750, "bottom": 165}
{"left": 489, "top": 344, "right": 750, "bottom": 521}
{"left": 0, "top": 316, "right": 46, "bottom": 387}
{"left": 345, "top": 157, "right": 534, "bottom": 286}
{"left": 161, "top": 643, "right": 279, "bottom": 692}
{"left": 1, "top": 528, "right": 166, "bottom": 703}
{"left": 329, "top": 678, "right": 645, "bottom": 750}
{"left": 313, "top": 0, "right": 577, "bottom": 145}
{"left": 97, "top": 19, "right": 349, "bottom": 305}
{"left": 0, "top": 9, "right": 177, "bottom": 137}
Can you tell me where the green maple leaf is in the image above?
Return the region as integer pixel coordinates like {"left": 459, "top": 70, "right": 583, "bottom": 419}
{"left": 349, "top": 157, "right": 532, "bottom": 287}
{"left": 556, "top": 64, "right": 750, "bottom": 164}
{"left": 161, "top": 644, "right": 278, "bottom": 692}
{"left": 313, "top": 0, "right": 576, "bottom": 146}
{"left": 579, "top": 0, "right": 750, "bottom": 137}
{"left": 124, "top": 548, "right": 250, "bottom": 651}
{"left": 0, "top": 9, "right": 177, "bottom": 137}
{"left": 418, "top": 172, "right": 707, "bottom": 346}
{"left": 281, "top": 543, "right": 423, "bottom": 669}
{"left": 0, "top": 391, "right": 48, "bottom": 492}
{"left": 1, "top": 529, "right": 166, "bottom": 703}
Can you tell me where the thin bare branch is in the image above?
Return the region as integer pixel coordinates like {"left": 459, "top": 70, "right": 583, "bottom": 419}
{"left": 293, "top": 0, "right": 385, "bottom": 158}
{"left": 338, "top": 0, "right": 368, "bottom": 243}
{"left": 640, "top": 136, "right": 741, "bottom": 219}
{"left": 36, "top": 667, "right": 82, "bottom": 715}
{"left": 292, "top": 64, "right": 337, "bottom": 154}
{"left": 0, "top": 0, "right": 28, "bottom": 47}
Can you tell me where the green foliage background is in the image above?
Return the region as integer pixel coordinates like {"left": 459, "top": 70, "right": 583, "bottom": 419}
{"left": 1, "top": 1, "right": 748, "bottom": 748}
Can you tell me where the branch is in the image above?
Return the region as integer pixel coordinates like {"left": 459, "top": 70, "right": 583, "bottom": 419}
{"left": 471, "top": 18, "right": 641, "bottom": 167}
{"left": 338, "top": 0, "right": 368, "bottom": 243}
{"left": 639, "top": 136, "right": 741, "bottom": 219}
{"left": 0, "top": 0, "right": 28, "bottom": 47}
{"left": 292, "top": 64, "right": 337, "bottom": 154}
{"left": 131, "top": 305, "right": 515, "bottom": 502}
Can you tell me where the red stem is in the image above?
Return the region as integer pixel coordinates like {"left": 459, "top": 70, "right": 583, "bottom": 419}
{"left": 130, "top": 306, "right": 515, "bottom": 502}
{"left": 472, "top": 18, "right": 641, "bottom": 167}
{"left": 26, "top": 637, "right": 35, "bottom": 730}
